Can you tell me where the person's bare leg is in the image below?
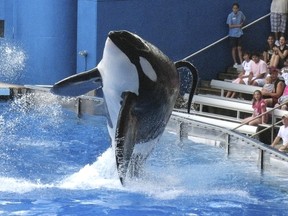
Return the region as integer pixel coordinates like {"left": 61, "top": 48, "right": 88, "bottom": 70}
{"left": 249, "top": 118, "right": 261, "bottom": 126}
{"left": 281, "top": 104, "right": 288, "bottom": 110}
{"left": 232, "top": 47, "right": 237, "bottom": 64}
{"left": 231, "top": 92, "right": 237, "bottom": 98}
{"left": 238, "top": 46, "right": 243, "bottom": 63}
{"left": 275, "top": 32, "right": 279, "bottom": 41}
{"left": 252, "top": 80, "right": 258, "bottom": 86}
{"left": 226, "top": 91, "right": 232, "bottom": 97}
{"left": 265, "top": 98, "right": 273, "bottom": 107}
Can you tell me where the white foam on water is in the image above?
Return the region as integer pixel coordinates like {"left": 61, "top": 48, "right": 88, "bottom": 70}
{"left": 0, "top": 177, "right": 53, "bottom": 194}
{"left": 58, "top": 147, "right": 122, "bottom": 190}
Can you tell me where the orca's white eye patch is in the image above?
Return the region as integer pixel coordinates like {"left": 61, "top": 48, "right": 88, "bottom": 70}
{"left": 139, "top": 57, "right": 157, "bottom": 82}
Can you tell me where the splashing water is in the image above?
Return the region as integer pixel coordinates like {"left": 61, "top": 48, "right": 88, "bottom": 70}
{"left": 0, "top": 93, "right": 287, "bottom": 215}
{"left": 1, "top": 92, "right": 65, "bottom": 139}
{"left": 0, "top": 41, "right": 27, "bottom": 82}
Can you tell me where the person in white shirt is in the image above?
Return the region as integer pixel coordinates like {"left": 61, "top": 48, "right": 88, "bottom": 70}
{"left": 271, "top": 114, "right": 288, "bottom": 152}
{"left": 226, "top": 51, "right": 251, "bottom": 98}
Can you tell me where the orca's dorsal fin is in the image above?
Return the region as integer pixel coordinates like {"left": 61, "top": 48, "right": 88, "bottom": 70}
{"left": 175, "top": 61, "right": 199, "bottom": 114}
{"left": 51, "top": 67, "right": 103, "bottom": 97}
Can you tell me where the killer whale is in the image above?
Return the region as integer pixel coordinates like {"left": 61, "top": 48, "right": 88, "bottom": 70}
{"left": 51, "top": 30, "right": 198, "bottom": 185}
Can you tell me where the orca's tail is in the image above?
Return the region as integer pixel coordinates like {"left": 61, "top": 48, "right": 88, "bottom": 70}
{"left": 175, "top": 60, "right": 199, "bottom": 114}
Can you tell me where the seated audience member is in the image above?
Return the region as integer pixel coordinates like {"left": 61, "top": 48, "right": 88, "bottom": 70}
{"left": 250, "top": 52, "right": 268, "bottom": 86}
{"left": 263, "top": 35, "right": 276, "bottom": 65}
{"left": 262, "top": 76, "right": 274, "bottom": 93}
{"left": 261, "top": 67, "right": 285, "bottom": 107}
{"left": 275, "top": 60, "right": 288, "bottom": 109}
{"left": 269, "top": 36, "right": 288, "bottom": 69}
{"left": 226, "top": 52, "right": 252, "bottom": 98}
{"left": 281, "top": 58, "right": 288, "bottom": 74}
{"left": 271, "top": 114, "right": 288, "bottom": 152}
{"left": 242, "top": 90, "right": 268, "bottom": 126}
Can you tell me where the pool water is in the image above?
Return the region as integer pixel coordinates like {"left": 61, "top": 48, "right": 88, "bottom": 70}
{"left": 0, "top": 92, "right": 288, "bottom": 215}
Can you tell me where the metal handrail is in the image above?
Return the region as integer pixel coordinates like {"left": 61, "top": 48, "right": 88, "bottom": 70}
{"left": 250, "top": 119, "right": 282, "bottom": 138}
{"left": 183, "top": 13, "right": 271, "bottom": 61}
{"left": 231, "top": 102, "right": 284, "bottom": 132}
{"left": 231, "top": 101, "right": 288, "bottom": 142}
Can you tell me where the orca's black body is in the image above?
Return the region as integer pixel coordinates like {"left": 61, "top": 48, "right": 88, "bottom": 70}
{"left": 51, "top": 30, "right": 198, "bottom": 185}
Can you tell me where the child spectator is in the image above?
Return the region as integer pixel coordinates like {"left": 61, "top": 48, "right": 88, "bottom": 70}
{"left": 226, "top": 51, "right": 252, "bottom": 98}
{"left": 262, "top": 76, "right": 274, "bottom": 93}
{"left": 226, "top": 3, "right": 246, "bottom": 68}
{"left": 263, "top": 35, "right": 276, "bottom": 65}
{"left": 271, "top": 114, "right": 288, "bottom": 152}
{"left": 242, "top": 90, "right": 268, "bottom": 126}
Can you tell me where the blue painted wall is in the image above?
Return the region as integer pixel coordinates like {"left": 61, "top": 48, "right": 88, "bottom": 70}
{"left": 1, "top": 0, "right": 77, "bottom": 84}
{"left": 0, "top": 0, "right": 271, "bottom": 84}
{"left": 77, "top": 0, "right": 98, "bottom": 72}
{"left": 95, "top": 0, "right": 271, "bottom": 82}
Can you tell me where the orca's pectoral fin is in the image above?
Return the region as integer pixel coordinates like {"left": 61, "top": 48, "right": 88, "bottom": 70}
{"left": 115, "top": 92, "right": 138, "bottom": 185}
{"left": 175, "top": 60, "right": 199, "bottom": 114}
{"left": 51, "top": 67, "right": 103, "bottom": 97}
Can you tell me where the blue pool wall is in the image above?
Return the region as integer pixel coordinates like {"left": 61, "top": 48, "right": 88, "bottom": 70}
{"left": 0, "top": 0, "right": 270, "bottom": 85}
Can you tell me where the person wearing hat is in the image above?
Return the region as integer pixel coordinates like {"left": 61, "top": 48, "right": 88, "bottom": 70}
{"left": 271, "top": 113, "right": 288, "bottom": 151}
{"left": 261, "top": 66, "right": 285, "bottom": 107}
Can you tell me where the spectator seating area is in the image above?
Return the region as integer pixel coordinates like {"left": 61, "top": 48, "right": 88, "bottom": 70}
{"left": 178, "top": 79, "right": 288, "bottom": 143}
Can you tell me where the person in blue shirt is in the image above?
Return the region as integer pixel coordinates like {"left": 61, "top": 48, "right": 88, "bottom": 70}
{"left": 226, "top": 3, "right": 246, "bottom": 68}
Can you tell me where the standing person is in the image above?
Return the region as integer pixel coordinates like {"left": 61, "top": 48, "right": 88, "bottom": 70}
{"left": 226, "top": 3, "right": 246, "bottom": 68}
{"left": 261, "top": 66, "right": 285, "bottom": 107}
{"left": 249, "top": 52, "right": 268, "bottom": 86}
{"left": 242, "top": 90, "right": 268, "bottom": 126}
{"left": 271, "top": 114, "right": 288, "bottom": 152}
{"left": 270, "top": 0, "right": 288, "bottom": 44}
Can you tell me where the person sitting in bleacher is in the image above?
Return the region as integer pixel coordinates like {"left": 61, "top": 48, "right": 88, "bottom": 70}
{"left": 275, "top": 59, "right": 288, "bottom": 109}
{"left": 226, "top": 51, "right": 252, "bottom": 98}
{"left": 261, "top": 66, "right": 285, "bottom": 107}
{"left": 242, "top": 90, "right": 268, "bottom": 126}
{"left": 269, "top": 36, "right": 288, "bottom": 69}
{"left": 271, "top": 114, "right": 288, "bottom": 152}
{"left": 249, "top": 52, "right": 268, "bottom": 86}
{"left": 263, "top": 34, "right": 276, "bottom": 66}
{"left": 262, "top": 76, "right": 274, "bottom": 93}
